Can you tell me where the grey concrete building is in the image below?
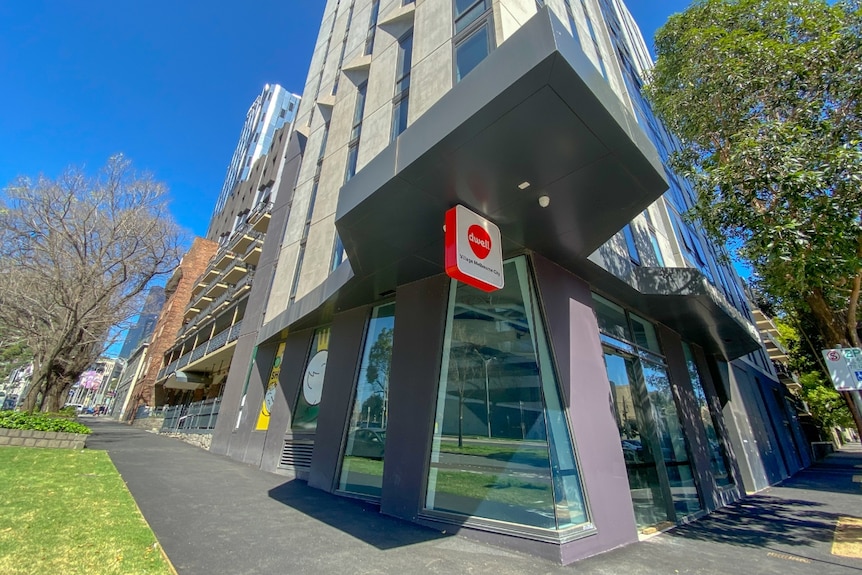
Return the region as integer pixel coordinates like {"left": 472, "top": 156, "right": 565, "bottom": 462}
{"left": 206, "top": 0, "right": 810, "bottom": 564}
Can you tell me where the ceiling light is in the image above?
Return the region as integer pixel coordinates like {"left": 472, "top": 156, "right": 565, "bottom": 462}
{"left": 518, "top": 181, "right": 531, "bottom": 190}
{"left": 538, "top": 195, "right": 550, "bottom": 208}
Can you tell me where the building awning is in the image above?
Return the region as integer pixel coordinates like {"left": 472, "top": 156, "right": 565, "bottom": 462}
{"left": 335, "top": 7, "right": 667, "bottom": 295}
{"left": 163, "top": 370, "right": 210, "bottom": 391}
{"left": 581, "top": 262, "right": 762, "bottom": 359}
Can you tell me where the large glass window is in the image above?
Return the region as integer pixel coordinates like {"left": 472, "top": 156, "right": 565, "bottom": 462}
{"left": 292, "top": 327, "right": 330, "bottom": 431}
{"left": 426, "top": 257, "right": 588, "bottom": 532}
{"left": 338, "top": 303, "right": 395, "bottom": 498}
{"left": 683, "top": 342, "right": 733, "bottom": 487}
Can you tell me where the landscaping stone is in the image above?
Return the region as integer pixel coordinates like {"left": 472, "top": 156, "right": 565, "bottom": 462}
{"left": 0, "top": 428, "right": 88, "bottom": 449}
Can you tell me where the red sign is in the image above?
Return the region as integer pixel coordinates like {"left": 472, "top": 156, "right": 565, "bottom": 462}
{"left": 445, "top": 205, "right": 504, "bottom": 292}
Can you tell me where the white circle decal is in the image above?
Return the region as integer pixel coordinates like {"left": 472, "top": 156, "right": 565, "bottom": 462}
{"left": 303, "top": 350, "right": 327, "bottom": 406}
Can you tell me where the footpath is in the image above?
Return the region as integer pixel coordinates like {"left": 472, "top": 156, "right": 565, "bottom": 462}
{"left": 85, "top": 419, "right": 862, "bottom": 575}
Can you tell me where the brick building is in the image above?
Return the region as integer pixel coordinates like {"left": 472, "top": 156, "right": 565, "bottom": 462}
{"left": 124, "top": 237, "right": 217, "bottom": 420}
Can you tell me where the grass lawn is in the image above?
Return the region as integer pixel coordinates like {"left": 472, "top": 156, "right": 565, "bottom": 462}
{"left": 0, "top": 447, "right": 173, "bottom": 575}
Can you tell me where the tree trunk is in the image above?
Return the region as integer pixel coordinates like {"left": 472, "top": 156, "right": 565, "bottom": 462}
{"left": 841, "top": 392, "right": 862, "bottom": 442}
{"left": 806, "top": 290, "right": 847, "bottom": 348}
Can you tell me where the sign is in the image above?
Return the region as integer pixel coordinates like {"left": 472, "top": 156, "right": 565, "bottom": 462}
{"left": 822, "top": 347, "right": 862, "bottom": 391}
{"left": 444, "top": 205, "right": 504, "bottom": 292}
{"left": 256, "top": 341, "right": 287, "bottom": 430}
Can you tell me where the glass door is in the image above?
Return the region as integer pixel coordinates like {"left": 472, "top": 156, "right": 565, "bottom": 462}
{"left": 603, "top": 351, "right": 672, "bottom": 530}
{"left": 640, "top": 360, "right": 702, "bottom": 518}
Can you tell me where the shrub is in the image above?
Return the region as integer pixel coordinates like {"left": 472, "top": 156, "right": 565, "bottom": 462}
{"left": 0, "top": 411, "right": 91, "bottom": 434}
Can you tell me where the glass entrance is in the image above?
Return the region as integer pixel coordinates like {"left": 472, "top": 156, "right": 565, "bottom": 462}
{"left": 604, "top": 351, "right": 671, "bottom": 529}
{"left": 604, "top": 347, "right": 702, "bottom": 531}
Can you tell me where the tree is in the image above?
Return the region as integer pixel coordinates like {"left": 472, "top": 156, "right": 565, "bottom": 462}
{"left": 644, "top": 0, "right": 862, "bottom": 433}
{"left": 774, "top": 317, "right": 853, "bottom": 436}
{"left": 0, "top": 155, "right": 183, "bottom": 412}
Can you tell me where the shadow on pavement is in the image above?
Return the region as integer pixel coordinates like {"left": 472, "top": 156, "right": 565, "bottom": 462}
{"left": 267, "top": 480, "right": 450, "bottom": 551}
{"left": 668, "top": 495, "right": 848, "bottom": 550}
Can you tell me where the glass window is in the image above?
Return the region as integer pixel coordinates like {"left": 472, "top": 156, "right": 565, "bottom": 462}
{"left": 629, "top": 314, "right": 661, "bottom": 355}
{"left": 391, "top": 99, "right": 409, "bottom": 140}
{"left": 392, "top": 31, "right": 413, "bottom": 140}
{"left": 345, "top": 144, "right": 359, "bottom": 182}
{"left": 683, "top": 343, "right": 733, "bottom": 487}
{"left": 455, "top": 24, "right": 490, "bottom": 82}
{"left": 623, "top": 224, "right": 640, "bottom": 265}
{"left": 454, "top": 0, "right": 488, "bottom": 34}
{"left": 591, "top": 293, "right": 632, "bottom": 342}
{"left": 331, "top": 233, "right": 346, "bottom": 271}
{"left": 365, "top": 0, "right": 380, "bottom": 55}
{"left": 292, "top": 327, "right": 330, "bottom": 431}
{"left": 649, "top": 231, "right": 665, "bottom": 266}
{"left": 426, "top": 257, "right": 588, "bottom": 531}
{"left": 338, "top": 303, "right": 396, "bottom": 497}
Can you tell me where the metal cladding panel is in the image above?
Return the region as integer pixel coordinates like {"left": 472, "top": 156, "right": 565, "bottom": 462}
{"left": 335, "top": 7, "right": 666, "bottom": 295}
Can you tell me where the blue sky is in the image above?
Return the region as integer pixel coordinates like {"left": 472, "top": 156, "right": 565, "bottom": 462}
{"left": 0, "top": 0, "right": 690, "bottom": 240}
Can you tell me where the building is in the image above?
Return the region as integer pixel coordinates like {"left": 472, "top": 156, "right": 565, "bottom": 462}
{"left": 118, "top": 286, "right": 165, "bottom": 360}
{"left": 150, "top": 115, "right": 300, "bottom": 431}
{"left": 110, "top": 343, "right": 149, "bottom": 419}
{"left": 193, "top": 0, "right": 808, "bottom": 564}
{"left": 124, "top": 237, "right": 217, "bottom": 420}
{"left": 210, "top": 84, "right": 302, "bottom": 229}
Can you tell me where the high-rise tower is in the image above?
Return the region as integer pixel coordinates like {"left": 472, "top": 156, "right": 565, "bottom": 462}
{"left": 209, "top": 84, "right": 301, "bottom": 232}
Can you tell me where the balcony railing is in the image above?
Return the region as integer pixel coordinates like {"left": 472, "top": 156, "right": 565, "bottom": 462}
{"left": 228, "top": 320, "right": 243, "bottom": 342}
{"left": 160, "top": 398, "right": 221, "bottom": 434}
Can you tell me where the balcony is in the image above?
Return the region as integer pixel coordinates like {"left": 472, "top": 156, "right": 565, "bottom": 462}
{"left": 213, "top": 249, "right": 237, "bottom": 271}
{"left": 205, "top": 279, "right": 230, "bottom": 299}
{"left": 242, "top": 237, "right": 263, "bottom": 266}
{"left": 248, "top": 200, "right": 273, "bottom": 233}
{"left": 229, "top": 228, "right": 264, "bottom": 254}
{"left": 223, "top": 260, "right": 254, "bottom": 284}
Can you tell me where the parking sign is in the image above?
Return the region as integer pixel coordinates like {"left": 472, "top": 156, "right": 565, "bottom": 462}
{"left": 822, "top": 348, "right": 862, "bottom": 391}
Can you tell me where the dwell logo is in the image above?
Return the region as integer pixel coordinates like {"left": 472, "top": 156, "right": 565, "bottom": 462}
{"left": 445, "top": 205, "right": 504, "bottom": 292}
{"left": 468, "top": 225, "right": 491, "bottom": 259}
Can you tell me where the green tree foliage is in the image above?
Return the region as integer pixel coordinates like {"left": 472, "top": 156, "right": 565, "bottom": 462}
{"left": 774, "top": 317, "right": 853, "bottom": 433}
{"left": 645, "top": 0, "right": 862, "bottom": 348}
{"left": 0, "top": 156, "right": 183, "bottom": 412}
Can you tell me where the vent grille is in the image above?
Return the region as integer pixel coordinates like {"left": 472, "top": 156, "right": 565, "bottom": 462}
{"left": 279, "top": 439, "right": 314, "bottom": 470}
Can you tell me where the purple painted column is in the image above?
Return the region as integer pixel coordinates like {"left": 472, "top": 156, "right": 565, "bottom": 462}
{"left": 531, "top": 254, "right": 638, "bottom": 562}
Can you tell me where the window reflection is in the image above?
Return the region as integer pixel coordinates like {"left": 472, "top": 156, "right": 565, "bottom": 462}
{"left": 426, "top": 257, "right": 588, "bottom": 531}
{"left": 339, "top": 304, "right": 395, "bottom": 497}
{"left": 683, "top": 342, "right": 733, "bottom": 487}
{"left": 641, "top": 360, "right": 702, "bottom": 518}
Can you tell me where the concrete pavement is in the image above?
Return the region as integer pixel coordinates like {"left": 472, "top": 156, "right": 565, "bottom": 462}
{"left": 85, "top": 419, "right": 862, "bottom": 574}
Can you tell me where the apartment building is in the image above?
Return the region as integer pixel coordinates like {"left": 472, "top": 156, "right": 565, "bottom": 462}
{"left": 151, "top": 117, "right": 299, "bottom": 431}
{"left": 204, "top": 0, "right": 809, "bottom": 563}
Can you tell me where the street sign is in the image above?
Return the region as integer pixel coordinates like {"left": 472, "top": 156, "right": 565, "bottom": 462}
{"left": 822, "top": 347, "right": 862, "bottom": 391}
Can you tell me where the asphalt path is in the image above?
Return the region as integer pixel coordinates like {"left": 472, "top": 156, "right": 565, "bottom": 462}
{"left": 85, "top": 419, "right": 862, "bottom": 575}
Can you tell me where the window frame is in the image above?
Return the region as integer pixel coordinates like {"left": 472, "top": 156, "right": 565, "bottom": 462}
{"left": 452, "top": 0, "right": 494, "bottom": 84}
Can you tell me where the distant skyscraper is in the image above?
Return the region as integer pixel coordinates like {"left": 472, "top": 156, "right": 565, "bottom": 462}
{"left": 209, "top": 84, "right": 301, "bottom": 229}
{"left": 119, "top": 286, "right": 165, "bottom": 359}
